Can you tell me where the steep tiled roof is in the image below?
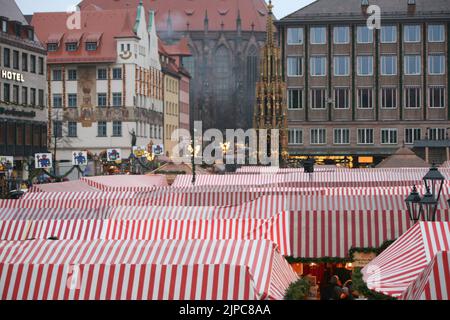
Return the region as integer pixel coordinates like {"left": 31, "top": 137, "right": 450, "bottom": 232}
{"left": 0, "top": 0, "right": 30, "bottom": 25}
{"left": 281, "top": 0, "right": 450, "bottom": 22}
{"left": 78, "top": 0, "right": 269, "bottom": 32}
{"left": 31, "top": 8, "right": 138, "bottom": 64}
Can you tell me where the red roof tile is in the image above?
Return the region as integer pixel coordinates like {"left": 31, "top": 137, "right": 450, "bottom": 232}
{"left": 78, "top": 0, "right": 269, "bottom": 32}
{"left": 31, "top": 8, "right": 138, "bottom": 64}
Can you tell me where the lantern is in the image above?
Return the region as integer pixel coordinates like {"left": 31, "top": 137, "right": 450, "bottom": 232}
{"left": 420, "top": 187, "right": 439, "bottom": 222}
{"left": 423, "top": 165, "right": 445, "bottom": 203}
{"left": 405, "top": 185, "right": 422, "bottom": 222}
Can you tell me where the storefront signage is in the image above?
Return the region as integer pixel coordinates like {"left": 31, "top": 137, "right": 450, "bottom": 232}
{"left": 1, "top": 69, "right": 25, "bottom": 82}
{"left": 35, "top": 153, "right": 53, "bottom": 169}
{"left": 352, "top": 252, "right": 377, "bottom": 268}
{"left": 0, "top": 107, "right": 36, "bottom": 118}
{"left": 72, "top": 151, "right": 88, "bottom": 166}
{"left": 107, "top": 149, "right": 122, "bottom": 162}
{"left": 0, "top": 156, "right": 14, "bottom": 172}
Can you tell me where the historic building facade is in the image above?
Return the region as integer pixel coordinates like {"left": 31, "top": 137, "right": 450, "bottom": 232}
{"left": 32, "top": 3, "right": 164, "bottom": 173}
{"left": 0, "top": 0, "right": 48, "bottom": 178}
{"left": 78, "top": 0, "right": 270, "bottom": 131}
{"left": 277, "top": 0, "right": 450, "bottom": 166}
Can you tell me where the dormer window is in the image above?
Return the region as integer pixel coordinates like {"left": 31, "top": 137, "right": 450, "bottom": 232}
{"left": 13, "top": 22, "right": 21, "bottom": 37}
{"left": 47, "top": 43, "right": 58, "bottom": 52}
{"left": 408, "top": 0, "right": 416, "bottom": 5}
{"left": 27, "top": 28, "right": 34, "bottom": 41}
{"left": 86, "top": 42, "right": 97, "bottom": 51}
{"left": 66, "top": 43, "right": 78, "bottom": 52}
{"left": 1, "top": 20, "right": 7, "bottom": 33}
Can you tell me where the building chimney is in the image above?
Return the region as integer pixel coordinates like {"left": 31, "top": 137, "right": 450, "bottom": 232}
{"left": 361, "top": 0, "right": 369, "bottom": 14}
{"left": 407, "top": 0, "right": 417, "bottom": 14}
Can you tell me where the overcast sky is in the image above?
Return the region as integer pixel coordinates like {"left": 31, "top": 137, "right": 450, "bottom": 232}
{"left": 16, "top": 0, "right": 315, "bottom": 19}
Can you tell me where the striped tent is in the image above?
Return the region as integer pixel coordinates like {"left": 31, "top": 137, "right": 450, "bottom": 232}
{"left": 0, "top": 220, "right": 31, "bottom": 241}
{"left": 80, "top": 175, "right": 168, "bottom": 192}
{"left": 0, "top": 239, "right": 298, "bottom": 300}
{"left": 0, "top": 208, "right": 104, "bottom": 220}
{"left": 27, "top": 220, "right": 105, "bottom": 241}
{"left": 28, "top": 180, "right": 99, "bottom": 193}
{"left": 362, "top": 222, "right": 450, "bottom": 298}
{"left": 401, "top": 250, "right": 450, "bottom": 300}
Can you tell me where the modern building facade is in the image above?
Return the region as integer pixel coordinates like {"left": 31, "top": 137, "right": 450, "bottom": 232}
{"left": 277, "top": 0, "right": 450, "bottom": 166}
{"left": 31, "top": 3, "right": 164, "bottom": 173}
{"left": 78, "top": 0, "right": 270, "bottom": 131}
{"left": 0, "top": 0, "right": 48, "bottom": 178}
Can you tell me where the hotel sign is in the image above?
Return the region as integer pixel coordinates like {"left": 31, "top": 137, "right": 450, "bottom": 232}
{"left": 1, "top": 69, "right": 25, "bottom": 82}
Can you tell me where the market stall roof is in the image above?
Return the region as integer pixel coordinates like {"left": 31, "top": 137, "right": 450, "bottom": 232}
{"left": 28, "top": 180, "right": 99, "bottom": 193}
{"left": 362, "top": 222, "right": 450, "bottom": 298}
{"left": 80, "top": 175, "right": 168, "bottom": 191}
{"left": 376, "top": 147, "right": 429, "bottom": 168}
{"left": 0, "top": 239, "right": 297, "bottom": 300}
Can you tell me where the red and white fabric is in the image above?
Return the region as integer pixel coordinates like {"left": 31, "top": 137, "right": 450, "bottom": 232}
{"left": 20, "top": 191, "right": 138, "bottom": 201}
{"left": 80, "top": 175, "right": 167, "bottom": 192}
{"left": 401, "top": 250, "right": 450, "bottom": 300}
{"left": 27, "top": 220, "right": 104, "bottom": 240}
{"left": 0, "top": 197, "right": 150, "bottom": 209}
{"left": 0, "top": 239, "right": 297, "bottom": 300}
{"left": 0, "top": 220, "right": 31, "bottom": 241}
{"left": 362, "top": 222, "right": 450, "bottom": 298}
{"left": 28, "top": 180, "right": 99, "bottom": 193}
{"left": 0, "top": 208, "right": 104, "bottom": 220}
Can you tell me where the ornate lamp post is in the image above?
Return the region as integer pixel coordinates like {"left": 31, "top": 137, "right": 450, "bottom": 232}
{"left": 420, "top": 187, "right": 439, "bottom": 222}
{"left": 405, "top": 185, "right": 422, "bottom": 222}
{"left": 423, "top": 164, "right": 445, "bottom": 204}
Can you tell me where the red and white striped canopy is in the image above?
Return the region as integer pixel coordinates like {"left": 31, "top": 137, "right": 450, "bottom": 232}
{"left": 0, "top": 208, "right": 104, "bottom": 220}
{"left": 80, "top": 175, "right": 168, "bottom": 192}
{"left": 362, "top": 222, "right": 450, "bottom": 298}
{"left": 0, "top": 239, "right": 297, "bottom": 300}
{"left": 401, "top": 250, "right": 450, "bottom": 300}
{"left": 28, "top": 180, "right": 99, "bottom": 193}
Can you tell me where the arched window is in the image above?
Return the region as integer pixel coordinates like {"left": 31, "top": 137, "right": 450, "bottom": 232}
{"left": 247, "top": 45, "right": 258, "bottom": 89}
{"left": 214, "top": 46, "right": 231, "bottom": 103}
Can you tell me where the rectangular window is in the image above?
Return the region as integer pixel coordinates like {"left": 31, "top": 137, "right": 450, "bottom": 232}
{"left": 287, "top": 56, "right": 302, "bottom": 76}
{"left": 30, "top": 55, "right": 36, "bottom": 73}
{"left": 53, "top": 69, "right": 62, "bottom": 81}
{"left": 428, "top": 54, "right": 445, "bottom": 75}
{"left": 404, "top": 55, "right": 421, "bottom": 75}
{"left": 12, "top": 50, "right": 19, "bottom": 69}
{"left": 357, "top": 56, "right": 373, "bottom": 76}
{"left": 288, "top": 129, "right": 303, "bottom": 145}
{"left": 97, "top": 121, "right": 107, "bottom": 137}
{"left": 21, "top": 86, "right": 28, "bottom": 105}
{"left": 311, "top": 88, "right": 326, "bottom": 109}
{"left": 68, "top": 122, "right": 77, "bottom": 137}
{"left": 429, "top": 87, "right": 445, "bottom": 108}
{"left": 30, "top": 88, "right": 36, "bottom": 105}
{"left": 357, "top": 26, "right": 373, "bottom": 43}
{"left": 357, "top": 128, "right": 374, "bottom": 144}
{"left": 381, "top": 88, "right": 397, "bottom": 109}
{"left": 68, "top": 94, "right": 77, "bottom": 108}
{"left": 334, "top": 26, "right": 349, "bottom": 44}
{"left": 66, "top": 43, "right": 77, "bottom": 52}
{"left": 287, "top": 28, "right": 303, "bottom": 44}
{"left": 12, "top": 85, "right": 19, "bottom": 104}
{"left": 334, "top": 88, "right": 349, "bottom": 109}
{"left": 381, "top": 25, "right": 397, "bottom": 43}
{"left": 47, "top": 43, "right": 58, "bottom": 52}
{"left": 97, "top": 68, "right": 107, "bottom": 80}
{"left": 310, "top": 128, "right": 326, "bottom": 145}
{"left": 3, "top": 48, "right": 10, "bottom": 67}
{"left": 288, "top": 89, "right": 303, "bottom": 109}
{"left": 113, "top": 121, "right": 122, "bottom": 137}
{"left": 53, "top": 121, "right": 62, "bottom": 138}
{"left": 429, "top": 128, "right": 445, "bottom": 141}
{"left": 86, "top": 42, "right": 97, "bottom": 51}
{"left": 381, "top": 129, "right": 398, "bottom": 144}
{"left": 22, "top": 52, "right": 28, "bottom": 71}
{"left": 38, "top": 89, "right": 44, "bottom": 106}
{"left": 3, "top": 83, "right": 10, "bottom": 102}
{"left": 404, "top": 25, "right": 421, "bottom": 42}
{"left": 405, "top": 128, "right": 421, "bottom": 144}
{"left": 53, "top": 94, "right": 62, "bottom": 108}
{"left": 428, "top": 25, "right": 445, "bottom": 42}
{"left": 38, "top": 57, "right": 44, "bottom": 75}
{"left": 310, "top": 27, "right": 326, "bottom": 44}
{"left": 334, "top": 128, "right": 350, "bottom": 145}
{"left": 310, "top": 56, "right": 326, "bottom": 76}
{"left": 112, "top": 92, "right": 122, "bottom": 107}
{"left": 67, "top": 69, "right": 77, "bottom": 80}
{"left": 380, "top": 55, "right": 397, "bottom": 75}
{"left": 358, "top": 88, "right": 373, "bottom": 109}
{"left": 112, "top": 68, "right": 122, "bottom": 80}
{"left": 97, "top": 93, "right": 107, "bottom": 107}
{"left": 1, "top": 20, "right": 7, "bottom": 33}
{"left": 334, "top": 55, "right": 349, "bottom": 76}
{"left": 405, "top": 87, "right": 421, "bottom": 108}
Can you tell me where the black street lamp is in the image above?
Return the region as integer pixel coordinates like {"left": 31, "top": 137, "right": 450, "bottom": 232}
{"left": 405, "top": 185, "right": 422, "bottom": 222}
{"left": 423, "top": 164, "right": 445, "bottom": 204}
{"left": 420, "top": 187, "right": 439, "bottom": 222}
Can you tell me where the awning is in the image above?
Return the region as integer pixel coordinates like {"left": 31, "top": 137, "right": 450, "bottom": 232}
{"left": 46, "top": 32, "right": 64, "bottom": 44}
{"left": 80, "top": 175, "right": 168, "bottom": 191}
{"left": 362, "top": 222, "right": 450, "bottom": 298}
{"left": 0, "top": 239, "right": 297, "bottom": 300}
